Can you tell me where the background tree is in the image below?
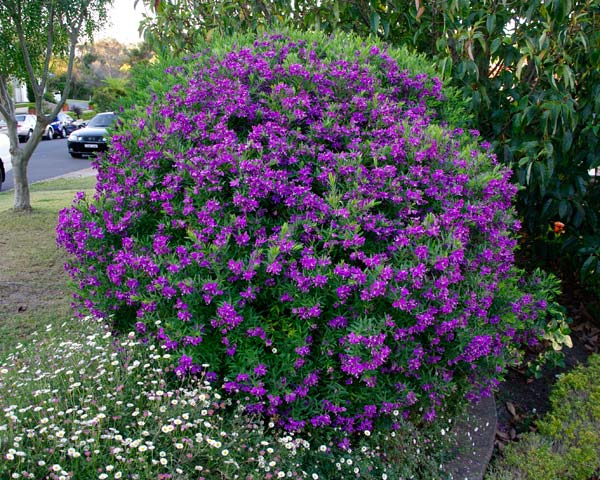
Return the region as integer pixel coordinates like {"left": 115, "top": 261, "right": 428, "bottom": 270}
{"left": 78, "top": 38, "right": 131, "bottom": 84}
{"left": 0, "top": 0, "right": 112, "bottom": 211}
{"left": 123, "top": 39, "right": 155, "bottom": 68}
{"left": 91, "top": 76, "right": 130, "bottom": 112}
{"left": 138, "top": 0, "right": 600, "bottom": 291}
{"left": 69, "top": 38, "right": 151, "bottom": 100}
{"left": 46, "top": 57, "right": 70, "bottom": 99}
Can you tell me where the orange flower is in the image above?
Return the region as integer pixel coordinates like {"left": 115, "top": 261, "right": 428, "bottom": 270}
{"left": 553, "top": 221, "right": 565, "bottom": 234}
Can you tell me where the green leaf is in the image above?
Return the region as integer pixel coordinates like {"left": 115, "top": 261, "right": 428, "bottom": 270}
{"left": 438, "top": 56, "right": 453, "bottom": 80}
{"left": 562, "top": 131, "right": 573, "bottom": 152}
{"left": 490, "top": 37, "right": 501, "bottom": 54}
{"left": 573, "top": 202, "right": 585, "bottom": 227}
{"left": 526, "top": 161, "right": 533, "bottom": 185}
{"left": 540, "top": 198, "right": 554, "bottom": 219}
{"left": 370, "top": 12, "right": 380, "bottom": 34}
{"left": 516, "top": 56, "right": 528, "bottom": 80}
{"left": 539, "top": 32, "right": 548, "bottom": 50}
{"left": 535, "top": 161, "right": 547, "bottom": 196}
{"left": 581, "top": 255, "right": 597, "bottom": 278}
{"left": 472, "top": 90, "right": 481, "bottom": 110}
{"left": 381, "top": 18, "right": 390, "bottom": 38}
{"left": 486, "top": 13, "right": 496, "bottom": 34}
{"left": 558, "top": 199, "right": 569, "bottom": 219}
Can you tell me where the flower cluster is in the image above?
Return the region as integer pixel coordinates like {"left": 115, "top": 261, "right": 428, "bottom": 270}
{"left": 57, "top": 32, "right": 552, "bottom": 433}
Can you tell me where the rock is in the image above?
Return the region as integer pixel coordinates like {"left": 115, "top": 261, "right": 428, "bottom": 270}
{"left": 443, "top": 395, "right": 497, "bottom": 480}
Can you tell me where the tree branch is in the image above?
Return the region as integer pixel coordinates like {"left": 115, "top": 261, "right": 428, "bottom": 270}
{"left": 12, "top": 3, "right": 42, "bottom": 103}
{"left": 0, "top": 75, "right": 22, "bottom": 156}
{"left": 47, "top": 0, "right": 92, "bottom": 121}
{"left": 39, "top": 3, "right": 57, "bottom": 102}
{"left": 0, "top": 75, "right": 13, "bottom": 118}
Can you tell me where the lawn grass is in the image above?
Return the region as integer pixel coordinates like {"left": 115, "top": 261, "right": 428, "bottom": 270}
{"left": 0, "top": 176, "right": 96, "bottom": 354}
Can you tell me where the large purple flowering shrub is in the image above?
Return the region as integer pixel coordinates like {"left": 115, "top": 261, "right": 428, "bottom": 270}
{"left": 57, "top": 32, "right": 556, "bottom": 434}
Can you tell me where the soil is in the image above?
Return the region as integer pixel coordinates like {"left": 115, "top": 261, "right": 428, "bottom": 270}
{"left": 493, "top": 277, "right": 600, "bottom": 465}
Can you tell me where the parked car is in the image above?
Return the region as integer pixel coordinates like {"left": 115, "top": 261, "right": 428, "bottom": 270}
{"left": 16, "top": 114, "right": 37, "bottom": 142}
{"left": 69, "top": 119, "right": 88, "bottom": 132}
{"left": 49, "top": 112, "right": 78, "bottom": 138}
{"left": 67, "top": 112, "right": 117, "bottom": 158}
{"left": 0, "top": 114, "right": 54, "bottom": 142}
{"left": 0, "top": 133, "right": 9, "bottom": 191}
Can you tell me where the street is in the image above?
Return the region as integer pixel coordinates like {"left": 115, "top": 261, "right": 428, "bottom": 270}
{"left": 2, "top": 137, "right": 95, "bottom": 191}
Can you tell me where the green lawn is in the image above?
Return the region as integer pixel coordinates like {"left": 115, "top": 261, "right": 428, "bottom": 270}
{"left": 0, "top": 177, "right": 96, "bottom": 353}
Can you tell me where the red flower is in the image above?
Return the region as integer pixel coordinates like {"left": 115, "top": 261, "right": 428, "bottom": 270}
{"left": 553, "top": 221, "right": 565, "bottom": 234}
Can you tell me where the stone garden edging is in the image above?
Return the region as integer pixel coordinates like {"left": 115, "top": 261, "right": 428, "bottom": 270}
{"left": 443, "top": 395, "right": 497, "bottom": 480}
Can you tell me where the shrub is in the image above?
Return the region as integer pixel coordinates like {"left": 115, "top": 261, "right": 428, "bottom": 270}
{"left": 486, "top": 354, "right": 600, "bottom": 480}
{"left": 57, "top": 31, "right": 559, "bottom": 434}
{"left": 90, "top": 76, "right": 129, "bottom": 113}
{"left": 70, "top": 104, "right": 83, "bottom": 119}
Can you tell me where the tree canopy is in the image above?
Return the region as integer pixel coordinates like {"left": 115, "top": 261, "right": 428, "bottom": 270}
{"left": 0, "top": 0, "right": 112, "bottom": 211}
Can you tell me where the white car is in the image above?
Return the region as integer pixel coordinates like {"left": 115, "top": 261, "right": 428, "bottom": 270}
{"left": 15, "top": 114, "right": 36, "bottom": 142}
{"left": 0, "top": 114, "right": 54, "bottom": 142}
{"left": 0, "top": 133, "right": 9, "bottom": 190}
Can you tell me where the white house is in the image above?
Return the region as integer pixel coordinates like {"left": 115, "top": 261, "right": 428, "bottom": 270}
{"left": 10, "top": 79, "right": 28, "bottom": 103}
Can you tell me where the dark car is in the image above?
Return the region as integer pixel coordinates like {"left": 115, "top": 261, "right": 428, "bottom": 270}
{"left": 0, "top": 133, "right": 8, "bottom": 190}
{"left": 49, "top": 112, "right": 81, "bottom": 138}
{"left": 67, "top": 112, "right": 116, "bottom": 158}
{"left": 0, "top": 157, "right": 5, "bottom": 191}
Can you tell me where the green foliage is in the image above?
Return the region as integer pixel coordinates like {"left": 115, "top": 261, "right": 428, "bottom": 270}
{"left": 91, "top": 76, "right": 129, "bottom": 112}
{"left": 519, "top": 272, "right": 572, "bottom": 379}
{"left": 486, "top": 355, "right": 600, "bottom": 480}
{"left": 81, "top": 110, "right": 97, "bottom": 121}
{"left": 138, "top": 0, "right": 600, "bottom": 291}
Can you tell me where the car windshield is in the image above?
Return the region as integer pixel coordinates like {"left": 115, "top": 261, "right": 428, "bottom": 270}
{"left": 87, "top": 113, "right": 116, "bottom": 128}
{"left": 15, "top": 115, "right": 26, "bottom": 122}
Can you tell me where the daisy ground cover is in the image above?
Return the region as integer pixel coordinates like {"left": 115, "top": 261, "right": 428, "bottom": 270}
{"left": 0, "top": 318, "right": 451, "bottom": 479}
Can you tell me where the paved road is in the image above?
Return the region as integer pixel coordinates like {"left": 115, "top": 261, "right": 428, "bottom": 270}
{"left": 2, "top": 137, "right": 95, "bottom": 191}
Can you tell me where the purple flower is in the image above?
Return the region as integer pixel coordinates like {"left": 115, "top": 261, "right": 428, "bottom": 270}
{"left": 254, "top": 363, "right": 268, "bottom": 376}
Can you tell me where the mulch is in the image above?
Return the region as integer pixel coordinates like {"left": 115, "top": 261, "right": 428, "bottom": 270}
{"left": 493, "top": 279, "right": 600, "bottom": 468}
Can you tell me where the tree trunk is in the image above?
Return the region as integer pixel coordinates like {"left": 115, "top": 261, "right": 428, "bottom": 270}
{"left": 12, "top": 152, "right": 32, "bottom": 212}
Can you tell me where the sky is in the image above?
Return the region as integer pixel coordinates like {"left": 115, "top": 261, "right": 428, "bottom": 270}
{"left": 94, "top": 0, "right": 151, "bottom": 45}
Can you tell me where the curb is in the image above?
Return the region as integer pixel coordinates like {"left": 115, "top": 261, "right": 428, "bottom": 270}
{"left": 444, "top": 395, "right": 497, "bottom": 480}
{"left": 1, "top": 168, "right": 96, "bottom": 192}
{"left": 38, "top": 167, "right": 96, "bottom": 184}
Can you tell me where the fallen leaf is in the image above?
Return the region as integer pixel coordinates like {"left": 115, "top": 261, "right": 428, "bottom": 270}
{"left": 506, "top": 402, "right": 517, "bottom": 417}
